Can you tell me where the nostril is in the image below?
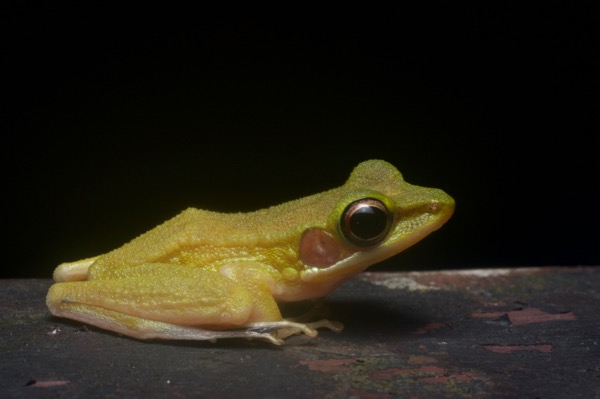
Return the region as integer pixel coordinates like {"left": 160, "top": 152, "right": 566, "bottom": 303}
{"left": 428, "top": 201, "right": 441, "bottom": 213}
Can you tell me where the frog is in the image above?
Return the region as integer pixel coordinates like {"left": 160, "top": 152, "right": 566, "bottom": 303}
{"left": 46, "top": 160, "right": 455, "bottom": 345}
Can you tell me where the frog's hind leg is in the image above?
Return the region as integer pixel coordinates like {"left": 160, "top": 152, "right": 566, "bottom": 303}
{"left": 53, "top": 256, "right": 99, "bottom": 282}
{"left": 49, "top": 301, "right": 288, "bottom": 345}
{"left": 47, "top": 263, "right": 341, "bottom": 344}
{"left": 47, "top": 265, "right": 259, "bottom": 341}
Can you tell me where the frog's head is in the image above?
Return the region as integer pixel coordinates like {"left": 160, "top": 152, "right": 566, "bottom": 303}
{"left": 298, "top": 160, "right": 454, "bottom": 286}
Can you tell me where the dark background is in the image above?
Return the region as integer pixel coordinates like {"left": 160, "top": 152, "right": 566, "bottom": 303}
{"left": 3, "top": 5, "right": 597, "bottom": 278}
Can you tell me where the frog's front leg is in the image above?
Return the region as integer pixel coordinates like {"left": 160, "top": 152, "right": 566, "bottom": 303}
{"left": 248, "top": 319, "right": 344, "bottom": 342}
{"left": 219, "top": 263, "right": 343, "bottom": 342}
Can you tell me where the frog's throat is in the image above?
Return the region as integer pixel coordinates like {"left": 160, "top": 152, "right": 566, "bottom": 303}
{"left": 299, "top": 205, "right": 453, "bottom": 283}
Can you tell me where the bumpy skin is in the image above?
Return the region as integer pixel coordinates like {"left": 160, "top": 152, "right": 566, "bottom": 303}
{"left": 47, "top": 160, "right": 455, "bottom": 344}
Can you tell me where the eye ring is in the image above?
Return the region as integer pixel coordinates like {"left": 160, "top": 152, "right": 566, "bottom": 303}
{"left": 340, "top": 198, "right": 392, "bottom": 247}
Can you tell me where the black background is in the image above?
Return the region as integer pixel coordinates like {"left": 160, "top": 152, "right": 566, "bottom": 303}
{"left": 4, "top": 5, "right": 597, "bottom": 278}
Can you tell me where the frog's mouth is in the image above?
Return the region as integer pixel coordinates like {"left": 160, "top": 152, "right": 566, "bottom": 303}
{"left": 300, "top": 200, "right": 454, "bottom": 284}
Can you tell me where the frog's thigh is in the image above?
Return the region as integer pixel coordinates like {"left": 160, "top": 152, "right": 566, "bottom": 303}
{"left": 47, "top": 268, "right": 256, "bottom": 338}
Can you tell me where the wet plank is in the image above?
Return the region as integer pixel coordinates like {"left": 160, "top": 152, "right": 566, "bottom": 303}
{"left": 1, "top": 267, "right": 599, "bottom": 398}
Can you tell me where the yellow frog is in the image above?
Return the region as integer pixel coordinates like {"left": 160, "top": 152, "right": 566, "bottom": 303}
{"left": 47, "top": 160, "right": 454, "bottom": 344}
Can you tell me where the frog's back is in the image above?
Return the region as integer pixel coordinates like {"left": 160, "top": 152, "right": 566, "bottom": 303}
{"left": 90, "top": 160, "right": 405, "bottom": 273}
{"left": 89, "top": 188, "right": 341, "bottom": 272}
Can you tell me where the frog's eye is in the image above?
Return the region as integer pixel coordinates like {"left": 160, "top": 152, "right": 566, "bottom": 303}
{"left": 340, "top": 198, "right": 392, "bottom": 247}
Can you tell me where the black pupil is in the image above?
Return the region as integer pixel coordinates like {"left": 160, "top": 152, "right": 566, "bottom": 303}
{"left": 349, "top": 204, "right": 388, "bottom": 241}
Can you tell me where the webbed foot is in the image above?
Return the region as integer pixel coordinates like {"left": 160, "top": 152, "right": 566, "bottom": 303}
{"left": 247, "top": 319, "right": 344, "bottom": 344}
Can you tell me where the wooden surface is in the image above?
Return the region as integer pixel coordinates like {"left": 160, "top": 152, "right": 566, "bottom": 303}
{"left": 1, "top": 267, "right": 599, "bottom": 398}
